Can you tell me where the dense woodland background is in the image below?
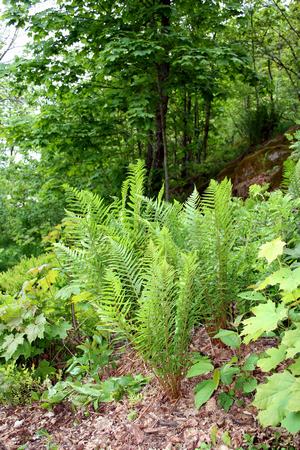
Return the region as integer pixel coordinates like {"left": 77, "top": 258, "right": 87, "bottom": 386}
{"left": 0, "top": 3, "right": 299, "bottom": 447}
{"left": 0, "top": 0, "right": 299, "bottom": 270}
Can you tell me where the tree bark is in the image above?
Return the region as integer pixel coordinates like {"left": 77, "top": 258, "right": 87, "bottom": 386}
{"left": 152, "top": 0, "right": 171, "bottom": 199}
{"left": 202, "top": 95, "right": 212, "bottom": 162}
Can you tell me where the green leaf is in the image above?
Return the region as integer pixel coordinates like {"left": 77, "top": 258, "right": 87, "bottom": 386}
{"left": 1, "top": 333, "right": 24, "bottom": 361}
{"left": 289, "top": 358, "right": 300, "bottom": 376}
{"left": 282, "top": 326, "right": 300, "bottom": 358}
{"left": 238, "top": 291, "right": 266, "bottom": 302}
{"left": 258, "top": 238, "right": 286, "bottom": 264}
{"left": 187, "top": 356, "right": 214, "bottom": 378}
{"left": 282, "top": 289, "right": 300, "bottom": 304}
{"left": 194, "top": 379, "right": 216, "bottom": 409}
{"left": 34, "top": 360, "right": 56, "bottom": 379}
{"left": 24, "top": 314, "right": 46, "bottom": 343}
{"left": 257, "top": 345, "right": 287, "bottom": 372}
{"left": 242, "top": 354, "right": 259, "bottom": 371}
{"left": 281, "top": 412, "right": 300, "bottom": 433}
{"left": 222, "top": 431, "right": 232, "bottom": 447}
{"left": 45, "top": 321, "right": 72, "bottom": 339}
{"left": 218, "top": 392, "right": 234, "bottom": 412}
{"left": 214, "top": 329, "right": 241, "bottom": 349}
{"left": 259, "top": 267, "right": 300, "bottom": 293}
{"left": 241, "top": 300, "right": 287, "bottom": 344}
{"left": 287, "top": 377, "right": 300, "bottom": 412}
{"left": 241, "top": 376, "right": 258, "bottom": 393}
{"left": 253, "top": 371, "right": 295, "bottom": 427}
{"left": 220, "top": 364, "right": 240, "bottom": 385}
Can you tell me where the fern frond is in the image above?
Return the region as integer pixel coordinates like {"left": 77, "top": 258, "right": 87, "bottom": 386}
{"left": 281, "top": 159, "right": 296, "bottom": 192}
{"left": 174, "top": 252, "right": 200, "bottom": 357}
{"left": 94, "top": 270, "right": 134, "bottom": 339}
{"left": 289, "top": 160, "right": 300, "bottom": 199}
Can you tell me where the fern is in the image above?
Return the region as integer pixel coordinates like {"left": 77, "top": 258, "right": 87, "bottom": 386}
{"left": 289, "top": 160, "right": 300, "bottom": 199}
{"left": 197, "top": 178, "right": 235, "bottom": 330}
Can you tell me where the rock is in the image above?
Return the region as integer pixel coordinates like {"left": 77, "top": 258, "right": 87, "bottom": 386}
{"left": 13, "top": 419, "right": 24, "bottom": 428}
{"left": 217, "top": 125, "right": 300, "bottom": 197}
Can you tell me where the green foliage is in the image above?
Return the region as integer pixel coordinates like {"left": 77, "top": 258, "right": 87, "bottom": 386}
{"left": 41, "top": 374, "right": 147, "bottom": 410}
{"left": 0, "top": 363, "right": 41, "bottom": 405}
{"left": 241, "top": 238, "right": 300, "bottom": 433}
{"left": 187, "top": 342, "right": 258, "bottom": 411}
{"left": 66, "top": 335, "right": 114, "bottom": 382}
{"left": 0, "top": 253, "right": 54, "bottom": 295}
{"left": 0, "top": 256, "right": 72, "bottom": 363}
{"left": 55, "top": 160, "right": 300, "bottom": 398}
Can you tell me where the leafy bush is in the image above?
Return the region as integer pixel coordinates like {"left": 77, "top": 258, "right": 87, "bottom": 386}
{"left": 0, "top": 259, "right": 72, "bottom": 363}
{"left": 0, "top": 253, "right": 54, "bottom": 295}
{"left": 41, "top": 374, "right": 148, "bottom": 410}
{"left": 241, "top": 238, "right": 300, "bottom": 433}
{"left": 0, "top": 363, "right": 41, "bottom": 405}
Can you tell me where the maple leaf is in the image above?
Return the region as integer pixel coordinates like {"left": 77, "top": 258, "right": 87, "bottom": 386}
{"left": 242, "top": 300, "right": 287, "bottom": 344}
{"left": 258, "top": 238, "right": 286, "bottom": 264}
{"left": 257, "top": 344, "right": 287, "bottom": 372}
{"left": 1, "top": 333, "right": 24, "bottom": 361}
{"left": 253, "top": 371, "right": 295, "bottom": 427}
{"left": 282, "top": 326, "right": 300, "bottom": 358}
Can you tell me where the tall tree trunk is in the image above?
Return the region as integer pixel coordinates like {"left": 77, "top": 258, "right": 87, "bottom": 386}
{"left": 202, "top": 96, "right": 212, "bottom": 162}
{"left": 152, "top": 0, "right": 171, "bottom": 199}
{"left": 182, "top": 90, "right": 192, "bottom": 178}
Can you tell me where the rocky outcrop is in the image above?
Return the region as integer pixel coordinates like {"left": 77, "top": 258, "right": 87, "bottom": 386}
{"left": 217, "top": 126, "right": 299, "bottom": 197}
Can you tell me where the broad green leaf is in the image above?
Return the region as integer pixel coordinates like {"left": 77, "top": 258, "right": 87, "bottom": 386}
{"left": 282, "top": 289, "right": 300, "bottom": 304}
{"left": 24, "top": 314, "right": 46, "bottom": 343}
{"left": 38, "top": 269, "right": 59, "bottom": 290}
{"left": 214, "top": 329, "right": 241, "bottom": 349}
{"left": 258, "top": 238, "right": 286, "bottom": 264}
{"left": 72, "top": 291, "right": 92, "bottom": 304}
{"left": 218, "top": 392, "right": 234, "bottom": 412}
{"left": 253, "top": 371, "right": 295, "bottom": 427}
{"left": 257, "top": 345, "right": 287, "bottom": 372}
{"left": 235, "top": 375, "right": 257, "bottom": 393}
{"left": 289, "top": 358, "right": 300, "bottom": 376}
{"left": 45, "top": 321, "right": 72, "bottom": 339}
{"left": 241, "top": 376, "right": 258, "bottom": 393}
{"left": 242, "top": 354, "right": 259, "bottom": 371}
{"left": 220, "top": 364, "right": 240, "bottom": 385}
{"left": 238, "top": 291, "right": 266, "bottom": 302}
{"left": 1, "top": 333, "right": 24, "bottom": 361}
{"left": 194, "top": 379, "right": 216, "bottom": 409}
{"left": 287, "top": 377, "right": 300, "bottom": 412}
{"left": 281, "top": 412, "right": 300, "bottom": 434}
{"left": 259, "top": 268, "right": 300, "bottom": 293}
{"left": 222, "top": 431, "right": 232, "bottom": 447}
{"left": 242, "top": 300, "right": 287, "bottom": 344}
{"left": 34, "top": 360, "right": 56, "bottom": 379}
{"left": 187, "top": 355, "right": 213, "bottom": 378}
{"left": 282, "top": 326, "right": 300, "bottom": 358}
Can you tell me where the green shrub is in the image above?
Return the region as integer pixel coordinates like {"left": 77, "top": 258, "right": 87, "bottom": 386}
{"left": 0, "top": 363, "right": 41, "bottom": 405}
{"left": 0, "top": 253, "right": 55, "bottom": 295}
{"left": 241, "top": 238, "right": 300, "bottom": 433}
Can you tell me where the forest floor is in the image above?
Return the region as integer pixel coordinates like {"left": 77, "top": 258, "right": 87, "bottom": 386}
{"left": 0, "top": 329, "right": 299, "bottom": 450}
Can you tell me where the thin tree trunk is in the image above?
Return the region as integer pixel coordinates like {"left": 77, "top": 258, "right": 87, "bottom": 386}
{"left": 202, "top": 96, "right": 212, "bottom": 162}
{"left": 152, "top": 0, "right": 171, "bottom": 198}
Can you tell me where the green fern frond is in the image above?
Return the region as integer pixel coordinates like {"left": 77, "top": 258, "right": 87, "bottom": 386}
{"left": 174, "top": 252, "right": 200, "bottom": 356}
{"left": 94, "top": 269, "right": 134, "bottom": 339}
{"left": 289, "top": 160, "right": 300, "bottom": 199}
{"left": 281, "top": 159, "right": 296, "bottom": 192}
